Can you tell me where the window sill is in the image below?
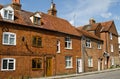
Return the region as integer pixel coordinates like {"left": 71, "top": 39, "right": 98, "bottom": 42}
{"left": 65, "top": 67, "right": 73, "bottom": 69}
{"left": 98, "top": 48, "right": 102, "bottom": 50}
{"left": 65, "top": 48, "right": 72, "bottom": 50}
{"left": 2, "top": 44, "right": 16, "bottom": 46}
{"left": 32, "top": 68, "right": 43, "bottom": 71}
{"left": 57, "top": 51, "right": 61, "bottom": 53}
{"left": 32, "top": 45, "right": 43, "bottom": 48}
{"left": 86, "top": 47, "right": 92, "bottom": 49}
{"left": 88, "top": 67, "right": 93, "bottom": 68}
{"left": 1, "top": 69, "right": 15, "bottom": 71}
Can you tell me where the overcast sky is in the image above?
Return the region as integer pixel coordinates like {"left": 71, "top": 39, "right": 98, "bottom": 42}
{"left": 0, "top": 0, "right": 120, "bottom": 33}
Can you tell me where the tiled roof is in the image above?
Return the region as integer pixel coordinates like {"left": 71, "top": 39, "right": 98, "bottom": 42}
{"left": 100, "top": 20, "right": 113, "bottom": 32}
{"left": 0, "top": 5, "right": 80, "bottom": 36}
{"left": 40, "top": 13, "right": 80, "bottom": 36}
{"left": 78, "top": 23, "right": 100, "bottom": 31}
{"left": 77, "top": 28, "right": 102, "bottom": 41}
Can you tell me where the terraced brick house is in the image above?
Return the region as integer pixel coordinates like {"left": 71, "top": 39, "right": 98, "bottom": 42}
{"left": 77, "top": 26, "right": 104, "bottom": 72}
{"left": 0, "top": 0, "right": 119, "bottom": 79}
{"left": 79, "top": 18, "right": 120, "bottom": 69}
{"left": 0, "top": 0, "right": 82, "bottom": 78}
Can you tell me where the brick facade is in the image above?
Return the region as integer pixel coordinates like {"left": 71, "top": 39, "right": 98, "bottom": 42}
{"left": 0, "top": 21, "right": 81, "bottom": 78}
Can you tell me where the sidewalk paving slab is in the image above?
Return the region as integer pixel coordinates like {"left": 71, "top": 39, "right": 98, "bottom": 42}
{"left": 30, "top": 68, "right": 120, "bottom": 79}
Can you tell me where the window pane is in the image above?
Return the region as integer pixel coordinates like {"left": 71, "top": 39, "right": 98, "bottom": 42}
{"left": 32, "top": 37, "right": 37, "bottom": 46}
{"left": 37, "top": 60, "right": 42, "bottom": 68}
{"left": 3, "top": 60, "right": 8, "bottom": 69}
{"left": 4, "top": 34, "right": 9, "bottom": 44}
{"left": 65, "top": 56, "right": 72, "bottom": 68}
{"left": 32, "top": 59, "right": 42, "bottom": 69}
{"left": 32, "top": 59, "right": 36, "bottom": 68}
{"left": 68, "top": 42, "right": 71, "bottom": 48}
{"left": 37, "top": 18, "right": 41, "bottom": 25}
{"left": 9, "top": 63, "right": 14, "bottom": 69}
{"left": 8, "top": 14, "right": 12, "bottom": 20}
{"left": 37, "top": 38, "right": 42, "bottom": 47}
{"left": 4, "top": 10, "right": 8, "bottom": 18}
{"left": 65, "top": 42, "right": 67, "bottom": 48}
{"left": 10, "top": 38, "right": 15, "bottom": 45}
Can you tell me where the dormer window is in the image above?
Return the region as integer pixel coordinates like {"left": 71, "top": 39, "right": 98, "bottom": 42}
{"left": 34, "top": 16, "right": 41, "bottom": 25}
{"left": 4, "top": 9, "right": 14, "bottom": 20}
{"left": 30, "top": 12, "right": 42, "bottom": 25}
{"left": 0, "top": 6, "right": 14, "bottom": 21}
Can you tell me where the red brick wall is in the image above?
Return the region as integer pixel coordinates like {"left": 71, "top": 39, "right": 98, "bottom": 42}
{"left": 0, "top": 22, "right": 81, "bottom": 78}
{"left": 83, "top": 38, "right": 103, "bottom": 72}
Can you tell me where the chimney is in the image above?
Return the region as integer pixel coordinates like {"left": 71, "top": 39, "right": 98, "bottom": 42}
{"left": 11, "top": 0, "right": 21, "bottom": 10}
{"left": 89, "top": 18, "right": 96, "bottom": 24}
{"left": 48, "top": 1, "right": 57, "bottom": 16}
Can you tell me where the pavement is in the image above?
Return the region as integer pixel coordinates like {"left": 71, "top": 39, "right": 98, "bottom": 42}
{"left": 30, "top": 68, "right": 120, "bottom": 79}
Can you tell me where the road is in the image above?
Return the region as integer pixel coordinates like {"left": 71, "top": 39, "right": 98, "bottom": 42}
{"left": 63, "top": 69, "right": 120, "bottom": 79}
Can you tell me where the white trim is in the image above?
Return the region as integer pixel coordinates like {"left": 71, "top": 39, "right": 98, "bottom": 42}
{"left": 2, "top": 32, "right": 16, "bottom": 45}
{"left": 97, "top": 42, "right": 102, "bottom": 49}
{"left": 1, "top": 58, "right": 16, "bottom": 71}
{"left": 88, "top": 57, "right": 93, "bottom": 67}
{"left": 86, "top": 38, "right": 91, "bottom": 48}
{"left": 111, "top": 44, "right": 114, "bottom": 52}
{"left": 65, "top": 56, "right": 73, "bottom": 69}
{"left": 57, "top": 40, "right": 60, "bottom": 53}
{"left": 0, "top": 6, "right": 14, "bottom": 20}
{"left": 110, "top": 32, "right": 113, "bottom": 40}
{"left": 65, "top": 37, "right": 72, "bottom": 49}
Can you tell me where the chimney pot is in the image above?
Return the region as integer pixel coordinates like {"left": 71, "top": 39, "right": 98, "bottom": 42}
{"left": 89, "top": 18, "right": 96, "bottom": 24}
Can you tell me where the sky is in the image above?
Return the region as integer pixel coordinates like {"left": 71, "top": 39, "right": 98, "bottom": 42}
{"left": 0, "top": 0, "right": 120, "bottom": 34}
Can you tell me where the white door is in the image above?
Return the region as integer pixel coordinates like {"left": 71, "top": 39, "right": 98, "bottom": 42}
{"left": 98, "top": 59, "right": 100, "bottom": 71}
{"left": 98, "top": 59, "right": 102, "bottom": 71}
{"left": 77, "top": 58, "right": 82, "bottom": 73}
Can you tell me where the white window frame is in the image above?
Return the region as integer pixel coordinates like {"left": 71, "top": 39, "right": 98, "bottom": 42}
{"left": 57, "top": 40, "right": 60, "bottom": 53}
{"left": 97, "top": 42, "right": 101, "bottom": 49}
{"left": 110, "top": 32, "right": 112, "bottom": 40}
{"left": 86, "top": 38, "right": 91, "bottom": 48}
{"left": 1, "top": 58, "right": 16, "bottom": 71}
{"left": 3, "top": 9, "right": 14, "bottom": 20}
{"left": 65, "top": 56, "right": 73, "bottom": 68}
{"left": 111, "top": 44, "right": 114, "bottom": 52}
{"left": 88, "top": 57, "right": 93, "bottom": 67}
{"left": 2, "top": 32, "right": 16, "bottom": 45}
{"left": 65, "top": 37, "right": 72, "bottom": 49}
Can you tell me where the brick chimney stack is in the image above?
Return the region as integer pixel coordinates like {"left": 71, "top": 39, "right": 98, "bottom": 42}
{"left": 11, "top": 0, "right": 21, "bottom": 10}
{"left": 48, "top": 0, "right": 57, "bottom": 16}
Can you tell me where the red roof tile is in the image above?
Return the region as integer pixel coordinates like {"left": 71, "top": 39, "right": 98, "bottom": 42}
{"left": 77, "top": 29, "right": 102, "bottom": 41}
{"left": 0, "top": 6, "right": 81, "bottom": 36}
{"left": 100, "top": 20, "right": 113, "bottom": 32}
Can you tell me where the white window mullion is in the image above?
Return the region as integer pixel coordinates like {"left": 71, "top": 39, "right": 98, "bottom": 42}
{"left": 57, "top": 40, "right": 60, "bottom": 53}
{"left": 3, "top": 32, "right": 16, "bottom": 45}
{"left": 1, "top": 58, "right": 16, "bottom": 71}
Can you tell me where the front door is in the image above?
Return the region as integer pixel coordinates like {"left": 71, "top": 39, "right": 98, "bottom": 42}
{"left": 77, "top": 58, "right": 82, "bottom": 73}
{"left": 46, "top": 57, "right": 52, "bottom": 76}
{"left": 98, "top": 59, "right": 102, "bottom": 71}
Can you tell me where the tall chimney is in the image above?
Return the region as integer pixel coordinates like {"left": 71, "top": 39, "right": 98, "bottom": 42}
{"left": 11, "top": 0, "right": 21, "bottom": 10}
{"left": 48, "top": 0, "right": 57, "bottom": 16}
{"left": 89, "top": 18, "right": 96, "bottom": 24}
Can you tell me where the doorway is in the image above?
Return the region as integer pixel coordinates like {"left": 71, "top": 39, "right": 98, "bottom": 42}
{"left": 46, "top": 57, "right": 52, "bottom": 76}
{"left": 77, "top": 58, "right": 82, "bottom": 73}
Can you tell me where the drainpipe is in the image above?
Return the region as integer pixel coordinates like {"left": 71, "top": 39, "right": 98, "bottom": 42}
{"left": 81, "top": 36, "right": 85, "bottom": 72}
